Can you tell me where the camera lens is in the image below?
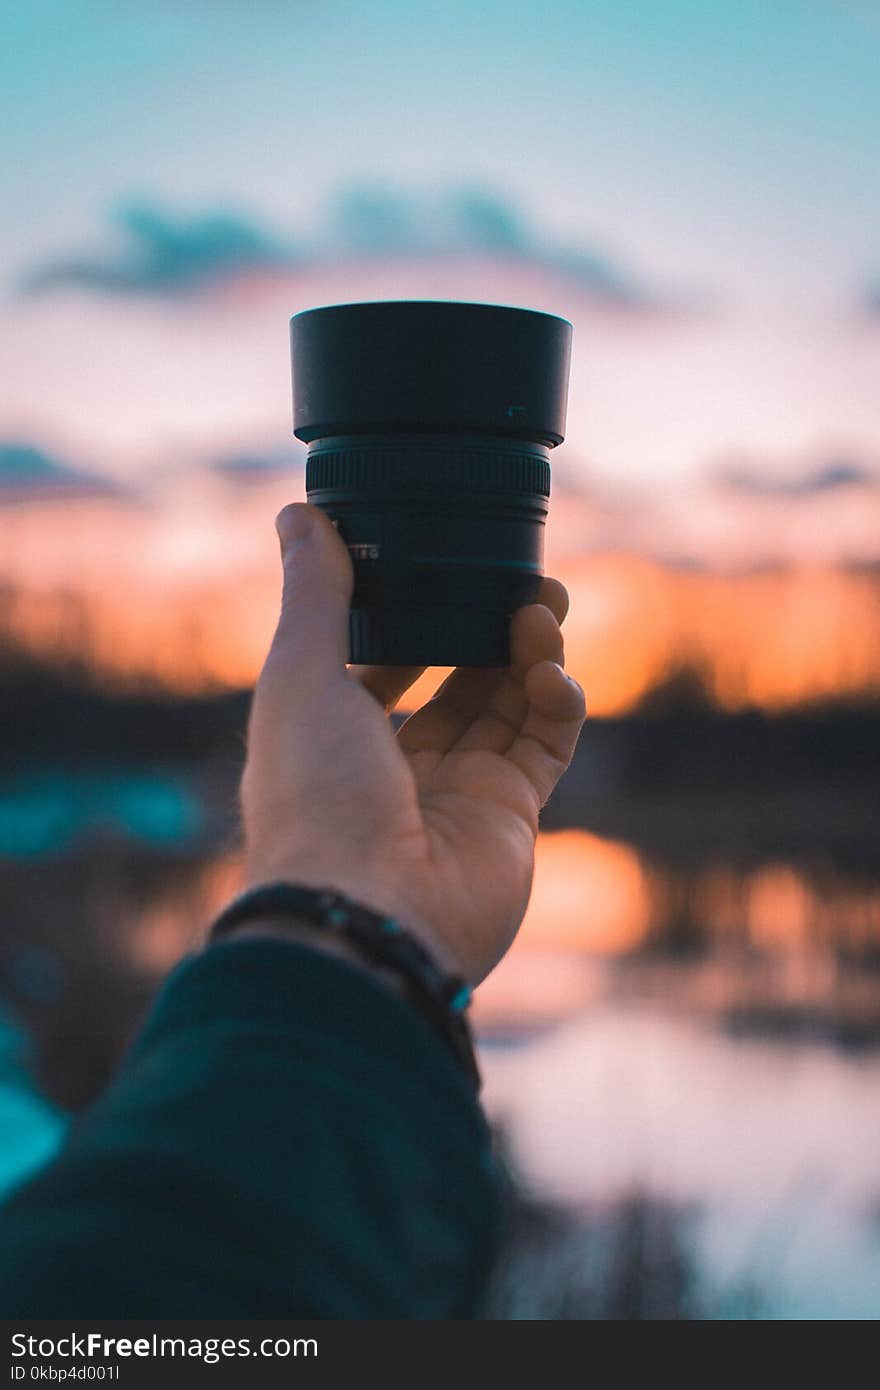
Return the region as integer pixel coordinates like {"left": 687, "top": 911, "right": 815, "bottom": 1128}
{"left": 290, "top": 299, "right": 572, "bottom": 667}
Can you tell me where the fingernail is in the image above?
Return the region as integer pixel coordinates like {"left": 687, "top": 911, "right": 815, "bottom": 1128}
{"left": 276, "top": 504, "right": 312, "bottom": 547}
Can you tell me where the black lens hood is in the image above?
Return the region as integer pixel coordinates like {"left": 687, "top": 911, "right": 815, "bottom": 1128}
{"left": 291, "top": 299, "right": 572, "bottom": 448}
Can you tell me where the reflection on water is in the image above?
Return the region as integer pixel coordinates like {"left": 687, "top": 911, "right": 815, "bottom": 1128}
{"left": 519, "top": 830, "right": 651, "bottom": 954}
{"left": 522, "top": 829, "right": 880, "bottom": 963}
{"left": 481, "top": 1006, "right": 880, "bottom": 1319}
{"left": 476, "top": 830, "right": 880, "bottom": 1043}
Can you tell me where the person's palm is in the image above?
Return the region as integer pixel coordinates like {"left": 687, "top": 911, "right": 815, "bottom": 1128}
{"left": 241, "top": 504, "right": 585, "bottom": 983}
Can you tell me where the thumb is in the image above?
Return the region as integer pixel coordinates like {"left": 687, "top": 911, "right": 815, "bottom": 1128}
{"left": 269, "top": 502, "right": 354, "bottom": 681}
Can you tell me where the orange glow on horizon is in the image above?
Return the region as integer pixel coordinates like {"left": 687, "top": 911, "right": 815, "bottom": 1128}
{"left": 1, "top": 487, "right": 879, "bottom": 715}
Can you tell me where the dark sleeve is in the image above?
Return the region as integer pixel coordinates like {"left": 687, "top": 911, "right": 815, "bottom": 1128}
{"left": 0, "top": 938, "right": 503, "bottom": 1318}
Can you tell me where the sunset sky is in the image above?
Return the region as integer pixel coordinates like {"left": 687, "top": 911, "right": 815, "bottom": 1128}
{"left": 2, "top": 1, "right": 879, "bottom": 704}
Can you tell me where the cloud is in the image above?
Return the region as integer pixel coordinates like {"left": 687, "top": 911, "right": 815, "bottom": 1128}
{"left": 715, "top": 456, "right": 879, "bottom": 498}
{"left": 17, "top": 182, "right": 662, "bottom": 309}
{"left": 18, "top": 203, "right": 295, "bottom": 298}
{"left": 210, "top": 448, "right": 304, "bottom": 483}
{"left": 323, "top": 181, "right": 654, "bottom": 305}
{"left": 0, "top": 444, "right": 124, "bottom": 504}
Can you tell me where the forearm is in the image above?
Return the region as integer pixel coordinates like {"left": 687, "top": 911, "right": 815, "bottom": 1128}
{"left": 0, "top": 938, "right": 502, "bottom": 1318}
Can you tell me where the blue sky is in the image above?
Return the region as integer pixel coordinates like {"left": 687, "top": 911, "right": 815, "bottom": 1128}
{"left": 1, "top": 0, "right": 878, "bottom": 484}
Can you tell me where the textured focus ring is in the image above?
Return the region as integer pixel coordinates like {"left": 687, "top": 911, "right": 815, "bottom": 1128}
{"left": 306, "top": 443, "right": 551, "bottom": 497}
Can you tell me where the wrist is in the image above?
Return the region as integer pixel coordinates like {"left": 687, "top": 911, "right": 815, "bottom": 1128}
{"left": 241, "top": 856, "right": 465, "bottom": 978}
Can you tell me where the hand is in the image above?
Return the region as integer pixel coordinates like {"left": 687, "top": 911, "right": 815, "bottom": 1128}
{"left": 240, "top": 503, "right": 586, "bottom": 985}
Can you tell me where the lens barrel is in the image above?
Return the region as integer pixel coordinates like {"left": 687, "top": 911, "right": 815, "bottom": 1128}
{"left": 290, "top": 300, "right": 572, "bottom": 667}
